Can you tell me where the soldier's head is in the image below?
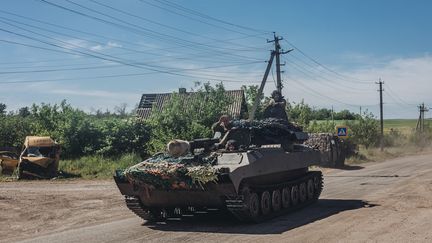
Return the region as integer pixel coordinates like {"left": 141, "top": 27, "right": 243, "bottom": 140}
{"left": 219, "top": 115, "right": 230, "bottom": 125}
{"left": 271, "top": 90, "right": 282, "bottom": 101}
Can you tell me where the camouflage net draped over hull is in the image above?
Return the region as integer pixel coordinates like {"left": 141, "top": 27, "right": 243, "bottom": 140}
{"left": 231, "top": 118, "right": 302, "bottom": 132}
{"left": 229, "top": 118, "right": 304, "bottom": 146}
{"left": 124, "top": 153, "right": 219, "bottom": 190}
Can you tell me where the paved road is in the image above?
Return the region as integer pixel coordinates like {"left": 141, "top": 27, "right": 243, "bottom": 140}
{"left": 19, "top": 154, "right": 432, "bottom": 242}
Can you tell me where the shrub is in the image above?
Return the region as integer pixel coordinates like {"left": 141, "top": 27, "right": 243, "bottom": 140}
{"left": 346, "top": 112, "right": 379, "bottom": 148}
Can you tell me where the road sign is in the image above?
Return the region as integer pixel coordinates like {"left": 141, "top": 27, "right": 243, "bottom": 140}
{"left": 336, "top": 126, "right": 348, "bottom": 138}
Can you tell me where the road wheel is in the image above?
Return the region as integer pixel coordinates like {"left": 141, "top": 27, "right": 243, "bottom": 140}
{"left": 246, "top": 192, "right": 260, "bottom": 220}
{"left": 260, "top": 191, "right": 271, "bottom": 216}
{"left": 313, "top": 175, "right": 320, "bottom": 191}
{"left": 281, "top": 187, "right": 290, "bottom": 208}
{"left": 307, "top": 179, "right": 315, "bottom": 200}
{"left": 299, "top": 182, "right": 307, "bottom": 202}
{"left": 271, "top": 190, "right": 281, "bottom": 212}
{"left": 291, "top": 185, "right": 299, "bottom": 206}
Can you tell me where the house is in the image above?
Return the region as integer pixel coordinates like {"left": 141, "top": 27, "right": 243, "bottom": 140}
{"left": 136, "top": 88, "right": 248, "bottom": 120}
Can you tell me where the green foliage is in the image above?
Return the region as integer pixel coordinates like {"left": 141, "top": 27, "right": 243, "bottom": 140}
{"left": 312, "top": 108, "right": 332, "bottom": 120}
{"left": 333, "top": 109, "right": 358, "bottom": 120}
{"left": 287, "top": 100, "right": 313, "bottom": 126}
{"left": 241, "top": 85, "right": 268, "bottom": 119}
{"left": 59, "top": 153, "right": 141, "bottom": 179}
{"left": 18, "top": 107, "right": 31, "bottom": 117}
{"left": 95, "top": 118, "right": 150, "bottom": 157}
{"left": 346, "top": 111, "right": 380, "bottom": 148}
{"left": 0, "top": 115, "right": 32, "bottom": 148}
{"left": 306, "top": 120, "right": 335, "bottom": 133}
{"left": 0, "top": 100, "right": 150, "bottom": 159}
{"left": 147, "top": 83, "right": 232, "bottom": 153}
{"left": 0, "top": 103, "right": 6, "bottom": 115}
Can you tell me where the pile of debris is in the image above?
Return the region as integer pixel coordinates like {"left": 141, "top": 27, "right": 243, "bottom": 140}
{"left": 305, "top": 133, "right": 345, "bottom": 167}
{"left": 123, "top": 153, "right": 219, "bottom": 190}
{"left": 304, "top": 133, "right": 334, "bottom": 152}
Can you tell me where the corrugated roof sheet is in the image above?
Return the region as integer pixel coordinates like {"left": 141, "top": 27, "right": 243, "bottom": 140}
{"left": 137, "top": 90, "right": 247, "bottom": 120}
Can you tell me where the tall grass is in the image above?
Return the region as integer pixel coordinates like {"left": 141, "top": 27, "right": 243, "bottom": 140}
{"left": 59, "top": 153, "right": 142, "bottom": 179}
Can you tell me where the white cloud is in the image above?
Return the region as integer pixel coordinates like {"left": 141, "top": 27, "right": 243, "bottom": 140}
{"left": 59, "top": 39, "right": 122, "bottom": 52}
{"left": 282, "top": 54, "right": 432, "bottom": 118}
{"left": 48, "top": 88, "right": 138, "bottom": 99}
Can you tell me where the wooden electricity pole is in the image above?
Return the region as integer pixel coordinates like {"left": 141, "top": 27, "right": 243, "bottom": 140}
{"left": 416, "top": 103, "right": 429, "bottom": 133}
{"left": 376, "top": 79, "right": 384, "bottom": 151}
{"left": 249, "top": 33, "right": 292, "bottom": 120}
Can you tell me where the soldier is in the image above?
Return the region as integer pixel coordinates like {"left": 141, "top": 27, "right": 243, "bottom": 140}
{"left": 211, "top": 115, "right": 231, "bottom": 138}
{"left": 263, "top": 90, "right": 288, "bottom": 121}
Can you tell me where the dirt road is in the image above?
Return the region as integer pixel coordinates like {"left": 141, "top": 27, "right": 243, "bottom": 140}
{"left": 1, "top": 153, "right": 432, "bottom": 242}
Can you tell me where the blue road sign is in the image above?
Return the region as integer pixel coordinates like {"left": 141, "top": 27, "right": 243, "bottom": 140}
{"left": 336, "top": 126, "right": 348, "bottom": 138}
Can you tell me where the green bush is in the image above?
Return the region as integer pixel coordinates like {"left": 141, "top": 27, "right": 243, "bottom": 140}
{"left": 146, "top": 83, "right": 232, "bottom": 154}
{"left": 306, "top": 120, "right": 335, "bottom": 133}
{"left": 346, "top": 112, "right": 379, "bottom": 148}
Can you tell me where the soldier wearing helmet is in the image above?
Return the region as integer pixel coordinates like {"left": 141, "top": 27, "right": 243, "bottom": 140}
{"left": 263, "top": 90, "right": 288, "bottom": 121}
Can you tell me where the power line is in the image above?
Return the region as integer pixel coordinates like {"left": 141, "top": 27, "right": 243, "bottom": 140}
{"left": 0, "top": 60, "right": 263, "bottom": 75}
{"left": 154, "top": 0, "right": 270, "bottom": 34}
{"left": 287, "top": 51, "right": 372, "bottom": 86}
{"left": 283, "top": 39, "right": 372, "bottom": 84}
{"left": 283, "top": 56, "right": 370, "bottom": 93}
{"left": 0, "top": 70, "right": 260, "bottom": 85}
{"left": 0, "top": 9, "right": 267, "bottom": 57}
{"left": 89, "top": 0, "right": 266, "bottom": 50}
{"left": 138, "top": 0, "right": 268, "bottom": 38}
{"left": 285, "top": 73, "right": 375, "bottom": 108}
{"left": 0, "top": 27, "right": 264, "bottom": 82}
{"left": 40, "top": 0, "right": 263, "bottom": 61}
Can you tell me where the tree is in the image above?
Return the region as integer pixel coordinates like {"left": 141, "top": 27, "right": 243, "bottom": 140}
{"left": 18, "top": 107, "right": 31, "bottom": 117}
{"left": 288, "top": 100, "right": 312, "bottom": 126}
{"left": 0, "top": 103, "right": 6, "bottom": 115}
{"left": 241, "top": 85, "right": 267, "bottom": 119}
{"left": 147, "top": 83, "right": 232, "bottom": 153}
{"left": 114, "top": 103, "right": 128, "bottom": 117}
{"left": 346, "top": 111, "right": 379, "bottom": 148}
{"left": 334, "top": 109, "right": 357, "bottom": 120}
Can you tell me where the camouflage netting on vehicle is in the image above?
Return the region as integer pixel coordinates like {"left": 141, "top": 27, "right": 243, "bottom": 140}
{"left": 123, "top": 153, "right": 219, "bottom": 190}
{"left": 228, "top": 118, "right": 304, "bottom": 146}
{"left": 231, "top": 118, "right": 302, "bottom": 132}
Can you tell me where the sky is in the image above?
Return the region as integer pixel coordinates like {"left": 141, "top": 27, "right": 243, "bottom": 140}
{"left": 1, "top": 0, "right": 431, "bottom": 119}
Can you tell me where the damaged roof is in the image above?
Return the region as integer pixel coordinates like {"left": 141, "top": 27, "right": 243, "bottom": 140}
{"left": 136, "top": 89, "right": 248, "bottom": 120}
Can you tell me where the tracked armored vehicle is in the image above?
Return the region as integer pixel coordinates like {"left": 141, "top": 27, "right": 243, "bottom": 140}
{"left": 114, "top": 37, "right": 324, "bottom": 222}
{"left": 114, "top": 119, "right": 323, "bottom": 223}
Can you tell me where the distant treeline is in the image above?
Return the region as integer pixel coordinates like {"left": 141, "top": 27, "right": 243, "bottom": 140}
{"left": 0, "top": 83, "right": 375, "bottom": 159}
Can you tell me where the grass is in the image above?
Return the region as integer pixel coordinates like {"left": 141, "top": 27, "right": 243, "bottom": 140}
{"left": 315, "top": 119, "right": 419, "bottom": 134}
{"left": 346, "top": 144, "right": 432, "bottom": 165}
{"left": 383, "top": 119, "right": 418, "bottom": 135}
{"left": 59, "top": 153, "right": 142, "bottom": 179}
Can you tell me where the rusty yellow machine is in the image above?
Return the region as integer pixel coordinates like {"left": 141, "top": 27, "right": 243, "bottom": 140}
{"left": 0, "top": 148, "right": 19, "bottom": 175}
{"left": 18, "top": 136, "right": 61, "bottom": 179}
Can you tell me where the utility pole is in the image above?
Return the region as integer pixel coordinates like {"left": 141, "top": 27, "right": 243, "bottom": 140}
{"left": 331, "top": 105, "right": 335, "bottom": 126}
{"left": 249, "top": 33, "right": 292, "bottom": 120}
{"left": 249, "top": 51, "right": 275, "bottom": 120}
{"left": 268, "top": 33, "right": 292, "bottom": 94}
{"left": 376, "top": 79, "right": 384, "bottom": 151}
{"left": 416, "top": 103, "right": 429, "bottom": 132}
